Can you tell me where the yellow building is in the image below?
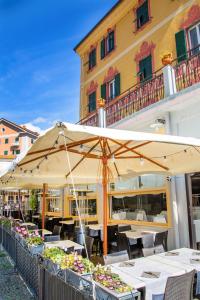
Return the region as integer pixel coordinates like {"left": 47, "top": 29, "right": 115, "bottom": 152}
{"left": 74, "top": 0, "right": 200, "bottom": 124}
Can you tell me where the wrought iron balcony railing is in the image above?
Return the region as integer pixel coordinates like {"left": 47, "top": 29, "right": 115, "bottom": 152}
{"left": 79, "top": 47, "right": 200, "bottom": 127}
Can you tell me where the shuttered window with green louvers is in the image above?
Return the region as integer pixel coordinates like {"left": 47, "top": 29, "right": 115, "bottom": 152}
{"left": 88, "top": 91, "right": 96, "bottom": 113}
{"left": 139, "top": 55, "right": 152, "bottom": 82}
{"left": 175, "top": 30, "right": 188, "bottom": 63}
{"left": 136, "top": 0, "right": 149, "bottom": 29}
{"left": 89, "top": 48, "right": 96, "bottom": 70}
{"left": 108, "top": 31, "right": 115, "bottom": 52}
{"left": 115, "top": 73, "right": 120, "bottom": 97}
{"left": 101, "top": 38, "right": 106, "bottom": 59}
{"left": 101, "top": 83, "right": 107, "bottom": 100}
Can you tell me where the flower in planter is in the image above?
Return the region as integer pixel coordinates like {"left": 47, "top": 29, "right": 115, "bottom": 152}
{"left": 93, "top": 265, "right": 132, "bottom": 294}
{"left": 26, "top": 234, "right": 44, "bottom": 246}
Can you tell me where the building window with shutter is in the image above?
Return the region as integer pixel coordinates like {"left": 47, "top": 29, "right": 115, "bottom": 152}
{"left": 175, "top": 30, "right": 188, "bottom": 63}
{"left": 100, "top": 30, "right": 115, "bottom": 59}
{"left": 5, "top": 138, "right": 9, "bottom": 144}
{"left": 101, "top": 73, "right": 120, "bottom": 101}
{"left": 88, "top": 91, "right": 96, "bottom": 113}
{"left": 188, "top": 22, "right": 200, "bottom": 56}
{"left": 88, "top": 48, "right": 96, "bottom": 70}
{"left": 136, "top": 0, "right": 149, "bottom": 30}
{"left": 4, "top": 150, "right": 8, "bottom": 155}
{"left": 138, "top": 55, "right": 152, "bottom": 82}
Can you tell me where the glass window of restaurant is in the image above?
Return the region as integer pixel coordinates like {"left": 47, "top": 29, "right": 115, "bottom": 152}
{"left": 109, "top": 175, "right": 170, "bottom": 226}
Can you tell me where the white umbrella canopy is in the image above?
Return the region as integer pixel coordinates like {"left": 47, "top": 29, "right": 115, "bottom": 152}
{"left": 1, "top": 121, "right": 200, "bottom": 187}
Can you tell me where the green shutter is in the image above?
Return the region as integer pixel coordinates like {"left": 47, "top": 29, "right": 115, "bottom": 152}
{"left": 137, "top": 0, "right": 149, "bottom": 28}
{"left": 88, "top": 92, "right": 96, "bottom": 113}
{"left": 101, "top": 39, "right": 105, "bottom": 59}
{"left": 93, "top": 49, "right": 96, "bottom": 66}
{"left": 108, "top": 31, "right": 115, "bottom": 52}
{"left": 139, "top": 55, "right": 152, "bottom": 81}
{"left": 101, "top": 83, "right": 106, "bottom": 100}
{"left": 175, "top": 30, "right": 187, "bottom": 63}
{"left": 115, "top": 73, "right": 120, "bottom": 97}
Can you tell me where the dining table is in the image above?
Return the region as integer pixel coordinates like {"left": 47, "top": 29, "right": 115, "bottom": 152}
{"left": 20, "top": 222, "right": 36, "bottom": 227}
{"left": 44, "top": 240, "right": 84, "bottom": 251}
{"left": 59, "top": 220, "right": 74, "bottom": 225}
{"left": 108, "top": 248, "right": 199, "bottom": 300}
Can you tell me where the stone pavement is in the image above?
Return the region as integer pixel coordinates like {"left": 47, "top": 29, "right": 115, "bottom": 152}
{"left": 0, "top": 250, "right": 35, "bottom": 300}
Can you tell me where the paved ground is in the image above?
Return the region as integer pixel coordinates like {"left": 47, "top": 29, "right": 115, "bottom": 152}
{"left": 0, "top": 249, "right": 35, "bottom": 300}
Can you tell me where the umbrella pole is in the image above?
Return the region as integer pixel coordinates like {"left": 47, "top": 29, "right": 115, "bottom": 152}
{"left": 42, "top": 183, "right": 47, "bottom": 237}
{"left": 102, "top": 156, "right": 108, "bottom": 256}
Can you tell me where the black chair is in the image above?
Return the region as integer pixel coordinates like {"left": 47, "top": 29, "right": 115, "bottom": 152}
{"left": 107, "top": 225, "right": 118, "bottom": 253}
{"left": 65, "top": 246, "right": 74, "bottom": 254}
{"left": 82, "top": 236, "right": 94, "bottom": 259}
{"left": 74, "top": 226, "right": 89, "bottom": 245}
{"left": 116, "top": 232, "right": 140, "bottom": 259}
{"left": 87, "top": 221, "right": 98, "bottom": 225}
{"left": 52, "top": 225, "right": 62, "bottom": 236}
{"left": 44, "top": 235, "right": 60, "bottom": 242}
{"left": 154, "top": 231, "right": 168, "bottom": 251}
{"left": 63, "top": 224, "right": 75, "bottom": 240}
{"left": 27, "top": 225, "right": 38, "bottom": 231}
{"left": 103, "top": 250, "right": 129, "bottom": 265}
{"left": 89, "top": 228, "right": 102, "bottom": 255}
{"left": 62, "top": 217, "right": 73, "bottom": 221}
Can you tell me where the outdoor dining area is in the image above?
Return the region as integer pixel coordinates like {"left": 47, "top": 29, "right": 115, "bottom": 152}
{"left": 1, "top": 121, "right": 200, "bottom": 299}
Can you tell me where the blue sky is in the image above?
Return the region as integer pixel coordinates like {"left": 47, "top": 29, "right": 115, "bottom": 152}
{"left": 0, "top": 0, "right": 117, "bottom": 131}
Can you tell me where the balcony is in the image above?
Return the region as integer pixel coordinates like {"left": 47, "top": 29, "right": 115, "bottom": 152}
{"left": 80, "top": 48, "right": 200, "bottom": 127}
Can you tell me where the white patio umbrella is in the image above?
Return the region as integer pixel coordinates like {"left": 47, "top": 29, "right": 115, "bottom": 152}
{"left": 1, "top": 121, "right": 200, "bottom": 254}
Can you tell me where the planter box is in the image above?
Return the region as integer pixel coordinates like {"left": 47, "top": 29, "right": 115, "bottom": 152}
{"left": 95, "top": 282, "right": 141, "bottom": 300}
{"left": 28, "top": 244, "right": 44, "bottom": 255}
{"left": 43, "top": 258, "right": 61, "bottom": 275}
{"left": 58, "top": 268, "right": 93, "bottom": 291}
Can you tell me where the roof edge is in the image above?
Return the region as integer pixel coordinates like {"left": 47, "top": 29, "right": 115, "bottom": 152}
{"left": 74, "top": 0, "right": 121, "bottom": 53}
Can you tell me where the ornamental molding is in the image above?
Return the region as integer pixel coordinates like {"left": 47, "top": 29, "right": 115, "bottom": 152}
{"left": 181, "top": 5, "right": 200, "bottom": 29}
{"left": 103, "top": 66, "right": 118, "bottom": 83}
{"left": 135, "top": 41, "right": 155, "bottom": 62}
{"left": 86, "top": 80, "right": 98, "bottom": 95}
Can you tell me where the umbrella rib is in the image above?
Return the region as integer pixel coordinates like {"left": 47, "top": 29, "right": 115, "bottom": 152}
{"left": 108, "top": 138, "right": 169, "bottom": 171}
{"left": 27, "top": 137, "right": 99, "bottom": 156}
{"left": 109, "top": 141, "right": 132, "bottom": 157}
{"left": 65, "top": 140, "right": 100, "bottom": 178}
{"left": 66, "top": 148, "right": 101, "bottom": 159}
{"left": 18, "top": 148, "right": 63, "bottom": 167}
{"left": 115, "top": 141, "right": 152, "bottom": 156}
{"left": 106, "top": 140, "right": 120, "bottom": 177}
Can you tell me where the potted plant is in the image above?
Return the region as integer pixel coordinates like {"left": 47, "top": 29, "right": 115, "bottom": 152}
{"left": 60, "top": 252, "right": 94, "bottom": 288}
{"left": 161, "top": 52, "right": 173, "bottom": 66}
{"left": 26, "top": 235, "right": 44, "bottom": 255}
{"left": 93, "top": 265, "right": 135, "bottom": 299}
{"left": 42, "top": 247, "right": 66, "bottom": 274}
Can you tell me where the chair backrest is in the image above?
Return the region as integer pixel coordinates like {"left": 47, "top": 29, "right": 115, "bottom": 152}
{"left": 87, "top": 221, "right": 98, "bottom": 225}
{"left": 118, "top": 225, "right": 131, "bottom": 232}
{"left": 103, "top": 250, "right": 129, "bottom": 265}
{"left": 44, "top": 235, "right": 60, "bottom": 242}
{"left": 85, "top": 235, "right": 94, "bottom": 259}
{"left": 27, "top": 225, "right": 38, "bottom": 231}
{"left": 154, "top": 231, "right": 168, "bottom": 251}
{"left": 164, "top": 270, "right": 195, "bottom": 300}
{"left": 142, "top": 245, "right": 164, "bottom": 257}
{"left": 117, "top": 232, "right": 130, "bottom": 252}
{"left": 142, "top": 234, "right": 154, "bottom": 248}
{"left": 65, "top": 246, "right": 74, "bottom": 254}
{"left": 108, "top": 225, "right": 118, "bottom": 243}
{"left": 62, "top": 217, "right": 73, "bottom": 221}
{"left": 53, "top": 225, "right": 62, "bottom": 236}
{"left": 89, "top": 228, "right": 100, "bottom": 238}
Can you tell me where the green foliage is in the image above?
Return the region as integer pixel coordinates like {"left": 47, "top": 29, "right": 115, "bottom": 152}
{"left": 26, "top": 236, "right": 44, "bottom": 246}
{"left": 29, "top": 190, "right": 38, "bottom": 211}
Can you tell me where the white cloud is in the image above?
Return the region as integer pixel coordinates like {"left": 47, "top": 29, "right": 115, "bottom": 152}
{"left": 32, "top": 117, "right": 47, "bottom": 124}
{"left": 23, "top": 122, "right": 43, "bottom": 134}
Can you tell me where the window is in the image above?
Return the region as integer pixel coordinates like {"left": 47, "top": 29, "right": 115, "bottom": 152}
{"left": 4, "top": 150, "right": 8, "bottom": 155}
{"left": 108, "top": 79, "right": 115, "bottom": 100}
{"left": 88, "top": 48, "right": 96, "bottom": 70}
{"left": 88, "top": 91, "right": 96, "bottom": 113}
{"left": 1, "top": 128, "right": 5, "bottom": 133}
{"left": 175, "top": 30, "right": 187, "bottom": 63}
{"left": 136, "top": 0, "right": 149, "bottom": 29}
{"left": 101, "top": 73, "right": 120, "bottom": 101}
{"left": 16, "top": 150, "right": 20, "bottom": 155}
{"left": 188, "top": 22, "right": 200, "bottom": 55}
{"left": 139, "top": 55, "right": 152, "bottom": 82}
{"left": 15, "top": 137, "right": 19, "bottom": 142}
{"left": 100, "top": 30, "right": 115, "bottom": 59}
{"left": 5, "top": 138, "right": 9, "bottom": 144}
{"left": 31, "top": 138, "right": 34, "bottom": 144}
